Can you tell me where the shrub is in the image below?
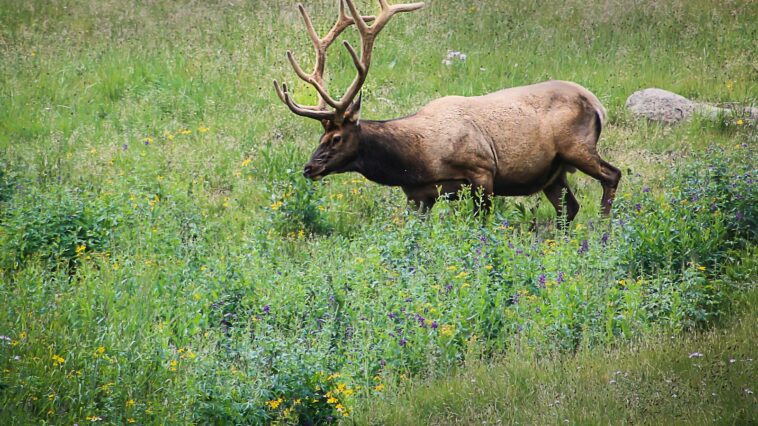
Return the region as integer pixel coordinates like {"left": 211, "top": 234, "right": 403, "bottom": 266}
{"left": 0, "top": 187, "right": 120, "bottom": 271}
{"left": 265, "top": 170, "right": 331, "bottom": 236}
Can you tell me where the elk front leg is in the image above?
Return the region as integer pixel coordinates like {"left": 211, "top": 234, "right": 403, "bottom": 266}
{"left": 469, "top": 174, "right": 494, "bottom": 217}
{"left": 402, "top": 186, "right": 437, "bottom": 214}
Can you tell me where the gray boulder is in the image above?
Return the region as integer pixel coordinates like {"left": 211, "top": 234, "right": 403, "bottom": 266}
{"left": 625, "top": 88, "right": 756, "bottom": 124}
{"left": 625, "top": 88, "right": 695, "bottom": 124}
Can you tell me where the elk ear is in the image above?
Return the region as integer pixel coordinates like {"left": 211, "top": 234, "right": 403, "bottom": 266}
{"left": 344, "top": 93, "right": 362, "bottom": 124}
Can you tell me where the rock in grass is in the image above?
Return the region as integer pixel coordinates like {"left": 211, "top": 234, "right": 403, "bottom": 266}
{"left": 625, "top": 88, "right": 757, "bottom": 124}
{"left": 625, "top": 88, "right": 694, "bottom": 124}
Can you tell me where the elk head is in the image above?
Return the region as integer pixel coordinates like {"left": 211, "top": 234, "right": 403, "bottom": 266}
{"left": 273, "top": 0, "right": 425, "bottom": 180}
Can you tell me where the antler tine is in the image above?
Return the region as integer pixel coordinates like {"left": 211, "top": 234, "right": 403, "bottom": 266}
{"left": 332, "top": 0, "right": 425, "bottom": 114}
{"left": 273, "top": 80, "right": 336, "bottom": 121}
{"left": 275, "top": 1, "right": 377, "bottom": 120}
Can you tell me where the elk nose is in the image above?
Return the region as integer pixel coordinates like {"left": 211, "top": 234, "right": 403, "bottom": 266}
{"left": 303, "top": 165, "right": 312, "bottom": 177}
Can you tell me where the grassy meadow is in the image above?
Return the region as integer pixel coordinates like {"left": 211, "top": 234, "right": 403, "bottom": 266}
{"left": 0, "top": 0, "right": 756, "bottom": 424}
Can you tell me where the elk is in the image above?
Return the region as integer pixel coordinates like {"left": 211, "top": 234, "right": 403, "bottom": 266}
{"left": 273, "top": 0, "right": 621, "bottom": 223}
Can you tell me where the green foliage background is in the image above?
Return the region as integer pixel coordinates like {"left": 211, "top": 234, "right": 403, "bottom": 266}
{"left": 0, "top": 0, "right": 756, "bottom": 423}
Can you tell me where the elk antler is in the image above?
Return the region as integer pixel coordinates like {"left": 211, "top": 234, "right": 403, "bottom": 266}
{"left": 274, "top": 0, "right": 425, "bottom": 123}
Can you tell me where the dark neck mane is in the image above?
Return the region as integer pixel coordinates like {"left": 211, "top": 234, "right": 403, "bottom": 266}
{"left": 352, "top": 120, "right": 427, "bottom": 187}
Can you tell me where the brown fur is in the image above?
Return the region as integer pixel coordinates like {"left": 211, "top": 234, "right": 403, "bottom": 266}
{"left": 274, "top": 1, "right": 620, "bottom": 222}
{"left": 304, "top": 80, "right": 621, "bottom": 221}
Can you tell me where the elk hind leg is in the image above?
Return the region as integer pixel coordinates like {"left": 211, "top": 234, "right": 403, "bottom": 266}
{"left": 543, "top": 172, "right": 580, "bottom": 227}
{"left": 564, "top": 153, "right": 621, "bottom": 216}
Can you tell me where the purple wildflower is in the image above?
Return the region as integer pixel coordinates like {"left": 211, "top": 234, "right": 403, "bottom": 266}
{"left": 415, "top": 314, "right": 427, "bottom": 328}
{"left": 557, "top": 271, "right": 564, "bottom": 284}
{"left": 635, "top": 203, "right": 641, "bottom": 212}
{"left": 398, "top": 338, "right": 407, "bottom": 347}
{"left": 601, "top": 231, "right": 609, "bottom": 246}
{"left": 262, "top": 305, "right": 270, "bottom": 314}
{"left": 643, "top": 187, "right": 651, "bottom": 193}
{"left": 122, "top": 143, "right": 129, "bottom": 151}
{"left": 431, "top": 321, "right": 438, "bottom": 329}
{"left": 537, "top": 274, "right": 546, "bottom": 289}
{"left": 445, "top": 284, "right": 453, "bottom": 293}
{"left": 388, "top": 312, "right": 397, "bottom": 320}
{"left": 502, "top": 219, "right": 510, "bottom": 228}
{"left": 578, "top": 239, "right": 589, "bottom": 254}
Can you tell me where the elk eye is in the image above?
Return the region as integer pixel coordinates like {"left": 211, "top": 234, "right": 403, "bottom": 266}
{"left": 332, "top": 135, "right": 341, "bottom": 144}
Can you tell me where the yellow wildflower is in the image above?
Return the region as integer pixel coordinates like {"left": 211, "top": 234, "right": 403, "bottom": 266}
{"left": 374, "top": 383, "right": 385, "bottom": 392}
{"left": 240, "top": 158, "right": 252, "bottom": 167}
{"left": 736, "top": 119, "right": 744, "bottom": 126}
{"left": 335, "top": 403, "right": 348, "bottom": 416}
{"left": 85, "top": 415, "right": 102, "bottom": 422}
{"left": 440, "top": 324, "right": 455, "bottom": 336}
{"left": 697, "top": 265, "right": 706, "bottom": 271}
{"left": 266, "top": 398, "right": 284, "bottom": 409}
{"left": 126, "top": 399, "right": 135, "bottom": 408}
{"left": 446, "top": 265, "right": 458, "bottom": 272}
{"left": 327, "top": 396, "right": 339, "bottom": 404}
{"left": 179, "top": 129, "right": 192, "bottom": 135}
{"left": 327, "top": 372, "right": 341, "bottom": 381}
{"left": 455, "top": 271, "right": 469, "bottom": 279}
{"left": 76, "top": 244, "right": 86, "bottom": 255}
{"left": 127, "top": 419, "right": 136, "bottom": 424}
{"left": 169, "top": 360, "right": 178, "bottom": 372}
{"left": 52, "top": 354, "right": 65, "bottom": 366}
{"left": 484, "top": 265, "right": 493, "bottom": 270}
{"left": 270, "top": 200, "right": 283, "bottom": 211}
{"left": 198, "top": 126, "right": 209, "bottom": 133}
{"left": 93, "top": 346, "right": 105, "bottom": 357}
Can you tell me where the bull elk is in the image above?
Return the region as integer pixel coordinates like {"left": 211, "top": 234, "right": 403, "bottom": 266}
{"left": 273, "top": 0, "right": 621, "bottom": 223}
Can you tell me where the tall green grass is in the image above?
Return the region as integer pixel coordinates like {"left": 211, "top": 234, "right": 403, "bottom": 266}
{"left": 0, "top": 0, "right": 756, "bottom": 423}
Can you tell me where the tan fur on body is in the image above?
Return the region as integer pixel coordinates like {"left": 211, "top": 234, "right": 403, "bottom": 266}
{"left": 274, "top": 1, "right": 621, "bottom": 222}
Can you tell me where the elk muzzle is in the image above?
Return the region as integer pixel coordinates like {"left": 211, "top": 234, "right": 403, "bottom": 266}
{"left": 303, "top": 163, "right": 326, "bottom": 180}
